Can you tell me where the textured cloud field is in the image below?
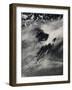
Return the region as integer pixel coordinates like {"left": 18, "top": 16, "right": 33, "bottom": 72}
{"left": 21, "top": 13, "right": 63, "bottom": 77}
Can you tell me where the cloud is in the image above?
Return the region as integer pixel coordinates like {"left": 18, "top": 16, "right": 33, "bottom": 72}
{"left": 21, "top": 16, "right": 63, "bottom": 77}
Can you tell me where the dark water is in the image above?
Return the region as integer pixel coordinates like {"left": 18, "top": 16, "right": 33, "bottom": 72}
{"left": 22, "top": 65, "right": 63, "bottom": 77}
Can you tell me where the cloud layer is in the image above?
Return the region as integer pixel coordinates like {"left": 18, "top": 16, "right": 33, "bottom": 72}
{"left": 21, "top": 13, "right": 63, "bottom": 77}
